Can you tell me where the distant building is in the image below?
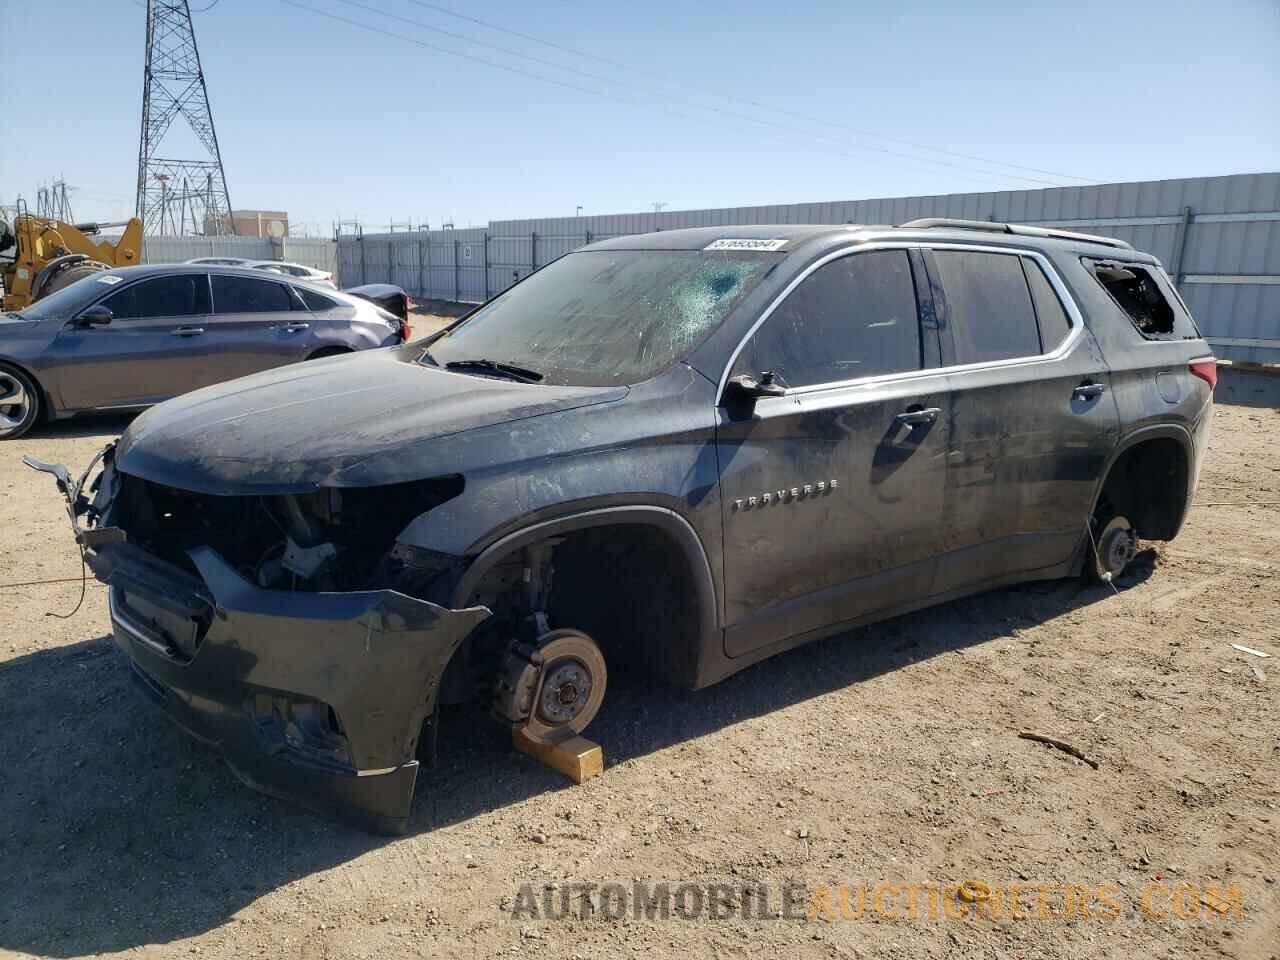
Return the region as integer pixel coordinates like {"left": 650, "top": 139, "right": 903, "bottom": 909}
{"left": 226, "top": 209, "right": 290, "bottom": 238}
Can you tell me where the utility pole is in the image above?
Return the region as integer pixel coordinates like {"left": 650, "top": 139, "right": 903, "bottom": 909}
{"left": 136, "top": 0, "right": 233, "bottom": 236}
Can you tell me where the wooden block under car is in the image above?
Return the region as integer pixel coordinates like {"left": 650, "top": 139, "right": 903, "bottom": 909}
{"left": 512, "top": 728, "right": 604, "bottom": 784}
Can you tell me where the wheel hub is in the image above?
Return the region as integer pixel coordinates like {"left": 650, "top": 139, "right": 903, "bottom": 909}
{"left": 538, "top": 659, "right": 593, "bottom": 726}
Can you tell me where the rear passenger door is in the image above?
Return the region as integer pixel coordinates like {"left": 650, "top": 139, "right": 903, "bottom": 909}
{"left": 922, "top": 247, "right": 1120, "bottom": 594}
{"left": 201, "top": 273, "right": 316, "bottom": 385}
{"left": 717, "top": 247, "right": 948, "bottom": 656}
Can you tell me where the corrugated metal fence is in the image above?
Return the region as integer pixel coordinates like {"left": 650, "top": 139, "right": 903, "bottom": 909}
{"left": 338, "top": 172, "right": 1280, "bottom": 364}
{"left": 143, "top": 236, "right": 338, "bottom": 275}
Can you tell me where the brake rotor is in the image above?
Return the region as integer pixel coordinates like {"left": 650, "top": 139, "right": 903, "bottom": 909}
{"left": 1093, "top": 515, "right": 1137, "bottom": 581}
{"left": 494, "top": 629, "right": 607, "bottom": 743}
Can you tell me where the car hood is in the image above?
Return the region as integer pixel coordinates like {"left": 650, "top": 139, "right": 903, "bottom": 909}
{"left": 116, "top": 346, "right": 627, "bottom": 494}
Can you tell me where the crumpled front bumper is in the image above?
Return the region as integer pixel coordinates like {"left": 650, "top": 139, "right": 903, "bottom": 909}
{"left": 96, "top": 541, "right": 489, "bottom": 834}
{"left": 29, "top": 445, "right": 492, "bottom": 834}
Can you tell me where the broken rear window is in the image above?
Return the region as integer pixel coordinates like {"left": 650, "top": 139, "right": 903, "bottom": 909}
{"left": 1084, "top": 259, "right": 1198, "bottom": 341}
{"left": 421, "top": 249, "right": 779, "bottom": 386}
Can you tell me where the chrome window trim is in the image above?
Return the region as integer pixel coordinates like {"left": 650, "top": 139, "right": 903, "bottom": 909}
{"left": 717, "top": 240, "right": 1086, "bottom": 399}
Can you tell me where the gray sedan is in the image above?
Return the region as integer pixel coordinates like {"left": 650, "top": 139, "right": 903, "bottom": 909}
{"left": 0, "top": 264, "right": 404, "bottom": 439}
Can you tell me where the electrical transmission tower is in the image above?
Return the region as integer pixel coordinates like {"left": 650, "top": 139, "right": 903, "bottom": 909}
{"left": 36, "top": 180, "right": 75, "bottom": 222}
{"left": 136, "top": 1, "right": 233, "bottom": 236}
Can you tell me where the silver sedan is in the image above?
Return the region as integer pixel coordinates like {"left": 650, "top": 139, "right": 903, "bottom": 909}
{"left": 0, "top": 264, "right": 404, "bottom": 439}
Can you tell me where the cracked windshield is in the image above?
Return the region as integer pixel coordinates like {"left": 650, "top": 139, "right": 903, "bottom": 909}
{"left": 423, "top": 250, "right": 778, "bottom": 386}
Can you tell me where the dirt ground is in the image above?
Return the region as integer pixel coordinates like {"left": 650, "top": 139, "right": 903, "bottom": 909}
{"left": 0, "top": 375, "right": 1276, "bottom": 959}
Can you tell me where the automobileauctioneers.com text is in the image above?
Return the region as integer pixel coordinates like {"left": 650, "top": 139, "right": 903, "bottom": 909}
{"left": 507, "top": 879, "right": 1245, "bottom": 923}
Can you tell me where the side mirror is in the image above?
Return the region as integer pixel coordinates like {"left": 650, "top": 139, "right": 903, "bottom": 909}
{"left": 77, "top": 304, "right": 114, "bottom": 326}
{"left": 724, "top": 371, "right": 787, "bottom": 404}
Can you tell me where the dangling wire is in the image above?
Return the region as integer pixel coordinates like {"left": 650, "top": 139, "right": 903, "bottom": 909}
{"left": 1085, "top": 518, "right": 1120, "bottom": 596}
{"left": 45, "top": 545, "right": 89, "bottom": 620}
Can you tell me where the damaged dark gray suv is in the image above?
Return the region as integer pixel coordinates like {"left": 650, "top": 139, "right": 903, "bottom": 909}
{"left": 30, "top": 221, "right": 1216, "bottom": 832}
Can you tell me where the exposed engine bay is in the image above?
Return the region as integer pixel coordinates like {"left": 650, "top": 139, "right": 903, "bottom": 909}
{"left": 111, "top": 472, "right": 465, "bottom": 596}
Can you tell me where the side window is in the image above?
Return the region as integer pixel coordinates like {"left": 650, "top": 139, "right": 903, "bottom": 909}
{"left": 297, "top": 287, "right": 338, "bottom": 312}
{"left": 102, "top": 274, "right": 209, "bottom": 319}
{"left": 1022, "top": 258, "right": 1072, "bottom": 353}
{"left": 932, "top": 251, "right": 1041, "bottom": 363}
{"left": 212, "top": 275, "right": 294, "bottom": 314}
{"left": 735, "top": 249, "right": 921, "bottom": 388}
{"left": 1084, "top": 259, "right": 1195, "bottom": 340}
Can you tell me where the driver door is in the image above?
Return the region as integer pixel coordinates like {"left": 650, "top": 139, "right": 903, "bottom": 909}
{"left": 50, "top": 273, "right": 213, "bottom": 410}
{"left": 715, "top": 247, "right": 948, "bottom": 657}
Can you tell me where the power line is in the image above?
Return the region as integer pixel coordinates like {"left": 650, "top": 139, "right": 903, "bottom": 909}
{"left": 333, "top": 0, "right": 1068, "bottom": 187}
{"left": 399, "top": 0, "right": 1098, "bottom": 185}
{"left": 284, "top": 0, "right": 1071, "bottom": 190}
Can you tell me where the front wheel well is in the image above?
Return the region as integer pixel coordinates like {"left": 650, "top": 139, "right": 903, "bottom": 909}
{"left": 1095, "top": 436, "right": 1190, "bottom": 541}
{"left": 442, "top": 523, "right": 703, "bottom": 705}
{"left": 546, "top": 525, "right": 700, "bottom": 686}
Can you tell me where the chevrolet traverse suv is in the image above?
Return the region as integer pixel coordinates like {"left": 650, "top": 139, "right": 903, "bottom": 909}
{"left": 32, "top": 220, "right": 1215, "bottom": 832}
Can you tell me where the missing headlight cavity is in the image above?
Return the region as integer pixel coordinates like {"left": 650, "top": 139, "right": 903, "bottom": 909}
{"left": 113, "top": 473, "right": 464, "bottom": 593}
{"left": 1084, "top": 258, "right": 1194, "bottom": 340}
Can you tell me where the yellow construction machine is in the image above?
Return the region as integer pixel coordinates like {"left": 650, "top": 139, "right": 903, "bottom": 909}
{"left": 0, "top": 210, "right": 144, "bottom": 311}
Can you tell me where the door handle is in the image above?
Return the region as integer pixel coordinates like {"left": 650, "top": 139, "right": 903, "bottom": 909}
{"left": 172, "top": 326, "right": 205, "bottom": 337}
{"left": 1073, "top": 382, "right": 1106, "bottom": 400}
{"left": 282, "top": 322, "right": 310, "bottom": 333}
{"left": 895, "top": 406, "right": 940, "bottom": 428}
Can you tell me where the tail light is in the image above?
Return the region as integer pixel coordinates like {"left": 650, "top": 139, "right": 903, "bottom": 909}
{"left": 400, "top": 318, "right": 411, "bottom": 342}
{"left": 1189, "top": 358, "right": 1217, "bottom": 390}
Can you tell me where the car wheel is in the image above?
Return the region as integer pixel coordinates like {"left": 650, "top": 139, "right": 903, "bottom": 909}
{"left": 1088, "top": 513, "right": 1137, "bottom": 583}
{"left": 0, "top": 364, "right": 41, "bottom": 440}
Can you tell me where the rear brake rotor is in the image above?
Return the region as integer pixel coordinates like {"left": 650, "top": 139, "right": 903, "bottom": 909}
{"left": 1093, "top": 515, "right": 1137, "bottom": 581}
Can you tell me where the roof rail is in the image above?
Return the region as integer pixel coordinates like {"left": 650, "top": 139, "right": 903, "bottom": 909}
{"left": 898, "top": 217, "right": 1133, "bottom": 250}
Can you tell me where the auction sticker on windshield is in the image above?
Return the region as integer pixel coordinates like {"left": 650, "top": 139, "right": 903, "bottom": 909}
{"left": 704, "top": 238, "right": 789, "bottom": 251}
{"left": 95, "top": 275, "right": 124, "bottom": 285}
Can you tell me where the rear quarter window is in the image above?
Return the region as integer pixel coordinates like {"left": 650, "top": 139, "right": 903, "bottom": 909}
{"left": 1083, "top": 259, "right": 1199, "bottom": 341}
{"left": 297, "top": 288, "right": 339, "bottom": 311}
{"left": 1022, "top": 259, "right": 1072, "bottom": 353}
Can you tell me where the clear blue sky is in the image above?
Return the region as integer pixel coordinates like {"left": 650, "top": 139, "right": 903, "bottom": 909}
{"left": 2, "top": 0, "right": 1277, "bottom": 233}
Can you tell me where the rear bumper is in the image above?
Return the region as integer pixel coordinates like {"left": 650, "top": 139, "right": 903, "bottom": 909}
{"left": 93, "top": 542, "right": 489, "bottom": 834}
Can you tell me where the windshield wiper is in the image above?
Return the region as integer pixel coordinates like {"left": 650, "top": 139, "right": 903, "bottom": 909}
{"left": 444, "top": 358, "right": 543, "bottom": 383}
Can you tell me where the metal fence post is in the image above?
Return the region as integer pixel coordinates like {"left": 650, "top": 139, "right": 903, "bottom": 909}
{"left": 453, "top": 238, "right": 460, "bottom": 302}
{"left": 1170, "top": 205, "right": 1194, "bottom": 290}
{"left": 359, "top": 234, "right": 367, "bottom": 285}
{"left": 483, "top": 234, "right": 490, "bottom": 300}
{"left": 530, "top": 231, "right": 537, "bottom": 273}
{"left": 418, "top": 234, "right": 426, "bottom": 300}
{"left": 584, "top": 230, "right": 591, "bottom": 246}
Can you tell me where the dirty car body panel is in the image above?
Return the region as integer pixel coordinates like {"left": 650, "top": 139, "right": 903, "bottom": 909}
{"left": 32, "top": 223, "right": 1214, "bottom": 830}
